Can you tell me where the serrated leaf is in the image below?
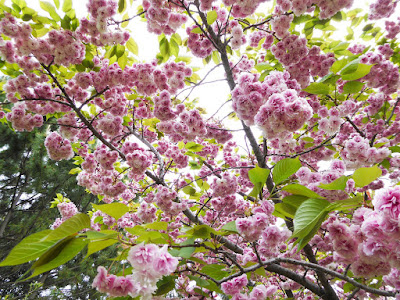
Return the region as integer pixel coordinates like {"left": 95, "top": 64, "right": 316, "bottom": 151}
{"left": 341, "top": 64, "right": 374, "bottom": 81}
{"left": 92, "top": 203, "right": 129, "bottom": 220}
{"left": 342, "top": 81, "right": 364, "bottom": 94}
{"left": 303, "top": 82, "right": 330, "bottom": 95}
{"left": 154, "top": 276, "right": 177, "bottom": 296}
{"left": 0, "top": 230, "right": 56, "bottom": 266}
{"left": 248, "top": 166, "right": 270, "bottom": 198}
{"left": 282, "top": 184, "right": 323, "bottom": 199}
{"left": 201, "top": 264, "right": 229, "bottom": 280}
{"left": 273, "top": 158, "right": 301, "bottom": 185}
{"left": 40, "top": 1, "right": 61, "bottom": 21}
{"left": 53, "top": 0, "right": 60, "bottom": 9}
{"left": 28, "top": 238, "right": 87, "bottom": 279}
{"left": 206, "top": 11, "right": 218, "bottom": 25}
{"left": 62, "top": 0, "right": 72, "bottom": 12}
{"left": 126, "top": 37, "right": 138, "bottom": 55}
{"left": 292, "top": 198, "right": 332, "bottom": 250}
{"left": 178, "top": 247, "right": 195, "bottom": 258}
{"left": 45, "top": 213, "right": 91, "bottom": 241}
{"left": 118, "top": 0, "right": 126, "bottom": 13}
{"left": 221, "top": 221, "right": 238, "bottom": 233}
{"left": 182, "top": 186, "right": 196, "bottom": 196}
{"left": 86, "top": 239, "right": 117, "bottom": 257}
{"left": 352, "top": 165, "right": 382, "bottom": 187}
{"left": 191, "top": 27, "right": 203, "bottom": 34}
{"left": 143, "top": 221, "right": 168, "bottom": 231}
{"left": 319, "top": 176, "right": 349, "bottom": 190}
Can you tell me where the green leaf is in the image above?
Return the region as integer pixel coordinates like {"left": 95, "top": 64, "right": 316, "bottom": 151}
{"left": 341, "top": 64, "right": 374, "bottom": 81}
{"left": 92, "top": 203, "right": 130, "bottom": 220}
{"left": 182, "top": 186, "right": 196, "bottom": 196}
{"left": 191, "top": 27, "right": 203, "bottom": 34}
{"left": 62, "top": 0, "right": 72, "bottom": 12}
{"left": 126, "top": 38, "right": 138, "bottom": 55}
{"left": 40, "top": 1, "right": 61, "bottom": 21}
{"left": 118, "top": 54, "right": 128, "bottom": 70}
{"left": 0, "top": 230, "right": 57, "bottom": 266}
{"left": 206, "top": 11, "right": 218, "bottom": 25}
{"left": 45, "top": 214, "right": 90, "bottom": 241}
{"left": 340, "top": 58, "right": 361, "bottom": 75}
{"left": 201, "top": 264, "right": 229, "bottom": 280}
{"left": 221, "top": 221, "right": 238, "bottom": 233}
{"left": 273, "top": 158, "right": 302, "bottom": 185}
{"left": 154, "top": 276, "right": 177, "bottom": 296}
{"left": 282, "top": 184, "right": 323, "bottom": 199}
{"left": 116, "top": 45, "right": 125, "bottom": 58}
{"left": 319, "top": 176, "right": 349, "bottom": 190}
{"left": 188, "top": 275, "right": 210, "bottom": 288}
{"left": 86, "top": 239, "right": 118, "bottom": 257}
{"left": 352, "top": 165, "right": 382, "bottom": 187}
{"left": 185, "top": 142, "right": 204, "bottom": 152}
{"left": 303, "top": 82, "right": 330, "bottom": 95}
{"left": 143, "top": 221, "right": 168, "bottom": 231}
{"left": 28, "top": 238, "right": 87, "bottom": 278}
{"left": 292, "top": 198, "right": 332, "bottom": 250}
{"left": 186, "top": 225, "right": 215, "bottom": 239}
{"left": 248, "top": 166, "right": 270, "bottom": 197}
{"left": 342, "top": 81, "right": 364, "bottom": 94}
{"left": 118, "top": 0, "right": 126, "bottom": 13}
{"left": 53, "top": 0, "right": 60, "bottom": 9}
{"left": 178, "top": 247, "right": 195, "bottom": 259}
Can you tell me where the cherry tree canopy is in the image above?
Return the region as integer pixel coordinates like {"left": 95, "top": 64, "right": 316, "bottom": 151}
{"left": 1, "top": 0, "right": 400, "bottom": 299}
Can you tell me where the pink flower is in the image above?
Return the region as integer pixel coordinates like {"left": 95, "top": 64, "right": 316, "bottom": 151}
{"left": 127, "top": 243, "right": 159, "bottom": 270}
{"left": 152, "top": 245, "right": 179, "bottom": 276}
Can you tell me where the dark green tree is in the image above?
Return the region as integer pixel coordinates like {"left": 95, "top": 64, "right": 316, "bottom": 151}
{"left": 0, "top": 124, "right": 116, "bottom": 299}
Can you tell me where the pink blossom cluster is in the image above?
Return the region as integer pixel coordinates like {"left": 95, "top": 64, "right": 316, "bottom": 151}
{"left": 314, "top": 0, "right": 353, "bottom": 19}
{"left": 229, "top": 54, "right": 255, "bottom": 81}
{"left": 271, "top": 14, "right": 294, "bottom": 39}
{"left": 318, "top": 106, "right": 343, "bottom": 135}
{"left": 162, "top": 62, "right": 193, "bottom": 94}
{"left": 385, "top": 18, "right": 400, "bottom": 39}
{"left": 143, "top": 0, "right": 187, "bottom": 35}
{"left": 44, "top": 132, "right": 75, "bottom": 161}
{"left": 221, "top": 274, "right": 248, "bottom": 295}
{"left": 205, "top": 123, "right": 233, "bottom": 144}
{"left": 77, "top": 170, "right": 126, "bottom": 199}
{"left": 232, "top": 71, "right": 300, "bottom": 125}
{"left": 231, "top": 25, "right": 246, "bottom": 50}
{"left": 5, "top": 103, "right": 43, "bottom": 132}
{"left": 296, "top": 160, "right": 355, "bottom": 201}
{"left": 91, "top": 210, "right": 116, "bottom": 231}
{"left": 271, "top": 34, "right": 308, "bottom": 66}
{"left": 154, "top": 91, "right": 181, "bottom": 121}
{"left": 211, "top": 172, "right": 238, "bottom": 197}
{"left": 324, "top": 186, "right": 400, "bottom": 280}
{"left": 341, "top": 133, "right": 391, "bottom": 169}
{"left": 51, "top": 201, "right": 79, "bottom": 229}
{"left": 259, "top": 225, "right": 291, "bottom": 258}
{"left": 222, "top": 0, "right": 264, "bottom": 18}
{"left": 96, "top": 114, "right": 123, "bottom": 137}
{"left": 94, "top": 145, "right": 119, "bottom": 170}
{"left": 122, "top": 243, "right": 178, "bottom": 297}
{"left": 378, "top": 43, "right": 394, "bottom": 59}
{"left": 186, "top": 26, "right": 214, "bottom": 58}
{"left": 77, "top": 0, "right": 130, "bottom": 46}
{"left": 92, "top": 266, "right": 138, "bottom": 297}
{"left": 236, "top": 212, "right": 269, "bottom": 241}
{"left": 151, "top": 185, "right": 187, "bottom": 215}
{"left": 58, "top": 112, "right": 79, "bottom": 140}
{"left": 248, "top": 30, "right": 267, "bottom": 48}
{"left": 348, "top": 44, "right": 366, "bottom": 55}
{"left": 369, "top": 0, "right": 397, "bottom": 19}
{"left": 365, "top": 93, "right": 390, "bottom": 115}
{"left": 126, "top": 149, "right": 153, "bottom": 176}
{"left": 360, "top": 51, "right": 400, "bottom": 94}
{"left": 137, "top": 202, "right": 157, "bottom": 223}
{"left": 276, "top": 0, "right": 313, "bottom": 16}
{"left": 157, "top": 109, "right": 210, "bottom": 142}
{"left": 287, "top": 46, "right": 335, "bottom": 88}
{"left": 254, "top": 89, "right": 313, "bottom": 138}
